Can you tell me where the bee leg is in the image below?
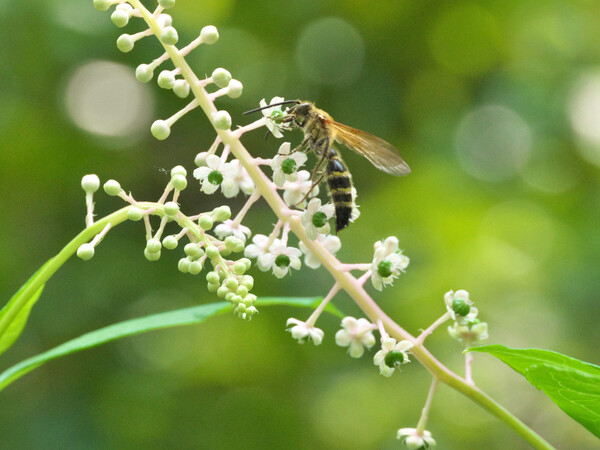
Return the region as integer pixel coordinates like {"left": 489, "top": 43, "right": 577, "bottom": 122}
{"left": 296, "top": 171, "right": 326, "bottom": 206}
{"left": 286, "top": 135, "right": 311, "bottom": 155}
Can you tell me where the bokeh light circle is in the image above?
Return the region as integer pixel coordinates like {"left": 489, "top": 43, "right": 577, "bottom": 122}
{"left": 295, "top": 18, "right": 365, "bottom": 86}
{"left": 455, "top": 105, "right": 532, "bottom": 182}
{"left": 63, "top": 60, "right": 153, "bottom": 141}
{"left": 568, "top": 71, "right": 600, "bottom": 168}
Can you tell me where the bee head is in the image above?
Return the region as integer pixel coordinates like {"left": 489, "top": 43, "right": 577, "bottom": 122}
{"left": 286, "top": 102, "right": 313, "bottom": 128}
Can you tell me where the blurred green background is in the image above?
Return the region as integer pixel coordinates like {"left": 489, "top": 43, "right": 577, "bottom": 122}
{"left": 1, "top": 0, "right": 599, "bottom": 448}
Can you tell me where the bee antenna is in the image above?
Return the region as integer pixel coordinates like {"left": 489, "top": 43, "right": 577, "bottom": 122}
{"left": 243, "top": 100, "right": 300, "bottom": 115}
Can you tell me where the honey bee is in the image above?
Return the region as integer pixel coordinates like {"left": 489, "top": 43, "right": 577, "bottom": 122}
{"left": 245, "top": 100, "right": 410, "bottom": 232}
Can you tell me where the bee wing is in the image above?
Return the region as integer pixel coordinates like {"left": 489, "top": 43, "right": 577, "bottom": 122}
{"left": 328, "top": 121, "right": 411, "bottom": 176}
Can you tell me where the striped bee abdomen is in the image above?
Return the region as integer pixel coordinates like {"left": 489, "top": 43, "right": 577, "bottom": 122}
{"left": 326, "top": 149, "right": 354, "bottom": 232}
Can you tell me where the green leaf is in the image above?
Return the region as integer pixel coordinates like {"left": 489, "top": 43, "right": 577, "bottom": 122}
{"left": 0, "top": 260, "right": 52, "bottom": 356}
{"left": 0, "top": 296, "right": 337, "bottom": 392}
{"left": 470, "top": 345, "right": 600, "bottom": 438}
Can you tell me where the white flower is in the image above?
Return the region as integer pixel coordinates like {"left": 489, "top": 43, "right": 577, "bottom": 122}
{"left": 350, "top": 187, "right": 360, "bottom": 223}
{"left": 370, "top": 236, "right": 409, "bottom": 291}
{"left": 244, "top": 234, "right": 272, "bottom": 270}
{"left": 259, "top": 97, "right": 291, "bottom": 138}
{"left": 397, "top": 428, "right": 436, "bottom": 449}
{"left": 286, "top": 318, "right": 324, "bottom": 345}
{"left": 373, "top": 337, "right": 413, "bottom": 377}
{"left": 301, "top": 198, "right": 335, "bottom": 239}
{"left": 258, "top": 240, "right": 302, "bottom": 278}
{"left": 335, "top": 317, "right": 376, "bottom": 358}
{"left": 443, "top": 289, "right": 478, "bottom": 324}
{"left": 298, "top": 234, "right": 341, "bottom": 269}
{"left": 270, "top": 142, "right": 307, "bottom": 188}
{"left": 282, "top": 170, "right": 318, "bottom": 207}
{"left": 193, "top": 154, "right": 232, "bottom": 195}
{"left": 221, "top": 159, "right": 255, "bottom": 197}
{"left": 214, "top": 219, "right": 251, "bottom": 242}
{"left": 448, "top": 321, "right": 489, "bottom": 344}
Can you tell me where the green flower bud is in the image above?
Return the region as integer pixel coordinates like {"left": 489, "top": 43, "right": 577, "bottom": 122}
{"left": 189, "top": 260, "right": 203, "bottom": 275}
{"left": 198, "top": 215, "right": 213, "bottom": 230}
{"left": 236, "top": 285, "right": 248, "bottom": 297}
{"left": 241, "top": 275, "right": 254, "bottom": 290}
{"left": 212, "top": 110, "right": 231, "bottom": 130}
{"left": 172, "top": 80, "right": 190, "bottom": 98}
{"left": 157, "top": 70, "right": 176, "bottom": 89}
{"left": 205, "top": 245, "right": 220, "bottom": 260}
{"left": 103, "top": 179, "right": 121, "bottom": 196}
{"left": 219, "top": 248, "right": 232, "bottom": 257}
{"left": 211, "top": 68, "right": 231, "bottom": 88}
{"left": 207, "top": 282, "right": 220, "bottom": 293}
{"left": 216, "top": 286, "right": 229, "bottom": 298}
{"left": 135, "top": 64, "right": 154, "bottom": 83}
{"left": 171, "top": 174, "right": 187, "bottom": 191}
{"left": 81, "top": 174, "right": 100, "bottom": 193}
{"left": 116, "top": 34, "right": 134, "bottom": 53}
{"left": 162, "top": 235, "right": 178, "bottom": 250}
{"left": 225, "top": 277, "right": 239, "bottom": 291}
{"left": 227, "top": 80, "right": 243, "bottom": 99}
{"left": 171, "top": 165, "right": 187, "bottom": 177}
{"left": 144, "top": 248, "right": 161, "bottom": 261}
{"left": 200, "top": 25, "right": 219, "bottom": 44}
{"left": 127, "top": 207, "right": 144, "bottom": 221}
{"left": 212, "top": 206, "right": 231, "bottom": 222}
{"left": 161, "top": 26, "right": 179, "bottom": 45}
{"left": 151, "top": 120, "right": 171, "bottom": 140}
{"left": 178, "top": 257, "right": 190, "bottom": 273}
{"left": 77, "top": 243, "right": 95, "bottom": 261}
{"left": 232, "top": 262, "right": 246, "bottom": 275}
{"left": 163, "top": 201, "right": 179, "bottom": 217}
{"left": 184, "top": 243, "right": 203, "bottom": 258}
{"left": 111, "top": 10, "right": 129, "bottom": 28}
{"left": 206, "top": 271, "right": 220, "bottom": 284}
{"left": 146, "top": 238, "right": 162, "bottom": 253}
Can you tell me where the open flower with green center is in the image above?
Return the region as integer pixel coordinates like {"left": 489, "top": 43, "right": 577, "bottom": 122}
{"left": 370, "top": 236, "right": 409, "bottom": 291}
{"left": 443, "top": 289, "right": 478, "bottom": 325}
{"left": 221, "top": 159, "right": 254, "bottom": 197}
{"left": 270, "top": 142, "right": 307, "bottom": 188}
{"left": 259, "top": 97, "right": 291, "bottom": 138}
{"left": 335, "top": 316, "right": 376, "bottom": 358}
{"left": 301, "top": 198, "right": 335, "bottom": 239}
{"left": 257, "top": 240, "right": 302, "bottom": 278}
{"left": 244, "top": 234, "right": 271, "bottom": 270}
{"left": 373, "top": 337, "right": 413, "bottom": 377}
{"left": 193, "top": 154, "right": 231, "bottom": 195}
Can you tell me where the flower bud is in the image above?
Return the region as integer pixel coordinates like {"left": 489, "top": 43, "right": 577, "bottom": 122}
{"left": 158, "top": 0, "right": 176, "bottom": 9}
{"left": 163, "top": 201, "right": 179, "bottom": 217}
{"left": 151, "top": 120, "right": 171, "bottom": 140}
{"left": 171, "top": 174, "right": 187, "bottom": 191}
{"left": 200, "top": 25, "right": 219, "bottom": 44}
{"left": 116, "top": 34, "right": 134, "bottom": 53}
{"left": 198, "top": 215, "right": 213, "bottom": 230}
{"left": 227, "top": 80, "right": 243, "bottom": 99}
{"left": 177, "top": 257, "right": 190, "bottom": 273}
{"left": 81, "top": 174, "right": 100, "bottom": 194}
{"left": 157, "top": 70, "right": 176, "bottom": 89}
{"left": 211, "top": 68, "right": 231, "bottom": 88}
{"left": 93, "top": 0, "right": 112, "bottom": 11}
{"left": 188, "top": 260, "right": 203, "bottom": 275}
{"left": 77, "top": 243, "right": 95, "bottom": 260}
{"left": 144, "top": 248, "right": 161, "bottom": 261}
{"left": 135, "top": 64, "right": 154, "bottom": 83}
{"left": 103, "top": 179, "right": 121, "bottom": 196}
{"left": 146, "top": 238, "right": 162, "bottom": 254}
{"left": 127, "top": 207, "right": 144, "bottom": 221}
{"left": 173, "top": 80, "right": 190, "bottom": 98}
{"left": 111, "top": 10, "right": 130, "bottom": 28}
{"left": 161, "top": 26, "right": 178, "bottom": 45}
{"left": 162, "top": 235, "right": 178, "bottom": 250}
{"left": 212, "top": 110, "right": 232, "bottom": 130}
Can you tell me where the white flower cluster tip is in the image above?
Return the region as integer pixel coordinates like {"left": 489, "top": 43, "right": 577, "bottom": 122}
{"left": 444, "top": 290, "right": 488, "bottom": 344}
